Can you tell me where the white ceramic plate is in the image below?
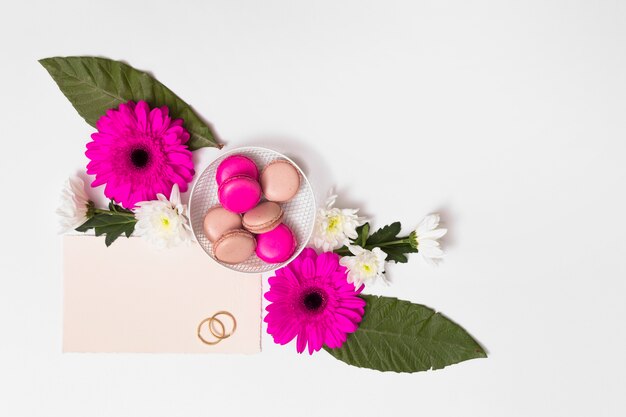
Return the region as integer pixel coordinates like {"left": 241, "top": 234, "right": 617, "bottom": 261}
{"left": 189, "top": 147, "right": 316, "bottom": 273}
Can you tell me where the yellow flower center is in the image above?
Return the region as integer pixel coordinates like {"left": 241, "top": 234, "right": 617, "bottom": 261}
{"left": 327, "top": 216, "right": 340, "bottom": 232}
{"left": 362, "top": 264, "right": 372, "bottom": 273}
{"left": 161, "top": 216, "right": 170, "bottom": 228}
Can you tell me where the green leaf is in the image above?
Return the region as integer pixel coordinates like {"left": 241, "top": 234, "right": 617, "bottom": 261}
{"left": 361, "top": 222, "right": 415, "bottom": 263}
{"left": 334, "top": 222, "right": 417, "bottom": 262}
{"left": 324, "top": 295, "right": 487, "bottom": 373}
{"left": 77, "top": 214, "right": 134, "bottom": 230}
{"left": 334, "top": 245, "right": 351, "bottom": 257}
{"left": 102, "top": 223, "right": 130, "bottom": 247}
{"left": 39, "top": 56, "right": 221, "bottom": 150}
{"left": 75, "top": 220, "right": 92, "bottom": 233}
{"left": 352, "top": 223, "right": 370, "bottom": 247}
{"left": 359, "top": 223, "right": 370, "bottom": 246}
{"left": 367, "top": 222, "right": 401, "bottom": 245}
{"left": 124, "top": 223, "right": 135, "bottom": 238}
{"left": 75, "top": 211, "right": 136, "bottom": 246}
{"left": 108, "top": 200, "right": 133, "bottom": 214}
{"left": 381, "top": 244, "right": 417, "bottom": 263}
{"left": 333, "top": 224, "right": 369, "bottom": 256}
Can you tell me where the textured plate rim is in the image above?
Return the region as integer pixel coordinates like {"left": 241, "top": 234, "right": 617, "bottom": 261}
{"left": 188, "top": 146, "right": 316, "bottom": 274}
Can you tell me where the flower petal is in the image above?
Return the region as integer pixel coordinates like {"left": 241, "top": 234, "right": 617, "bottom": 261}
{"left": 301, "top": 257, "right": 316, "bottom": 279}
{"left": 296, "top": 328, "right": 308, "bottom": 354}
{"left": 316, "top": 251, "right": 339, "bottom": 278}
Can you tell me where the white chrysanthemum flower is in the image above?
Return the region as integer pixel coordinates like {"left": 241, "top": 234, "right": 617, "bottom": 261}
{"left": 340, "top": 245, "right": 388, "bottom": 287}
{"left": 411, "top": 214, "right": 447, "bottom": 266}
{"left": 57, "top": 176, "right": 92, "bottom": 233}
{"left": 134, "top": 184, "right": 193, "bottom": 248}
{"left": 312, "top": 194, "right": 364, "bottom": 251}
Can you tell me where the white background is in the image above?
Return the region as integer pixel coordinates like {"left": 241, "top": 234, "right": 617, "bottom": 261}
{"left": 1, "top": 1, "right": 625, "bottom": 416}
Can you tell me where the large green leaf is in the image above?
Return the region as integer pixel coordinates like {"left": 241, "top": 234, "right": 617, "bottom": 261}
{"left": 39, "top": 56, "right": 221, "bottom": 150}
{"left": 324, "top": 295, "right": 486, "bottom": 373}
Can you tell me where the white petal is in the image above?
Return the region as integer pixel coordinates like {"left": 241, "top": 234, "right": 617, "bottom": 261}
{"left": 420, "top": 246, "right": 444, "bottom": 258}
{"left": 169, "top": 183, "right": 181, "bottom": 205}
{"left": 420, "top": 228, "right": 447, "bottom": 240}
{"left": 347, "top": 245, "right": 365, "bottom": 256}
{"left": 418, "top": 238, "right": 440, "bottom": 248}
{"left": 57, "top": 176, "right": 90, "bottom": 233}
{"left": 416, "top": 214, "right": 440, "bottom": 234}
{"left": 372, "top": 247, "right": 388, "bottom": 263}
{"left": 134, "top": 188, "right": 192, "bottom": 248}
{"left": 325, "top": 194, "right": 337, "bottom": 209}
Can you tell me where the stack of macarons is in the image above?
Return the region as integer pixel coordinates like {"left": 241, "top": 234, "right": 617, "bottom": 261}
{"left": 203, "top": 154, "right": 301, "bottom": 265}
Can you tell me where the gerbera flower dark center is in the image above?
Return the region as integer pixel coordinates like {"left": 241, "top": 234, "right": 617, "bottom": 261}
{"left": 302, "top": 289, "right": 326, "bottom": 312}
{"left": 130, "top": 148, "right": 150, "bottom": 168}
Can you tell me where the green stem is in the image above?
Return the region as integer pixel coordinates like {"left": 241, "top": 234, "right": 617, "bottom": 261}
{"left": 370, "top": 237, "right": 412, "bottom": 248}
{"left": 333, "top": 235, "right": 414, "bottom": 256}
{"left": 93, "top": 208, "right": 135, "bottom": 218}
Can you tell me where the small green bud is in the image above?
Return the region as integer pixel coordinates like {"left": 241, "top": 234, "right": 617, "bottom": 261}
{"left": 409, "top": 230, "right": 418, "bottom": 249}
{"left": 86, "top": 200, "right": 96, "bottom": 218}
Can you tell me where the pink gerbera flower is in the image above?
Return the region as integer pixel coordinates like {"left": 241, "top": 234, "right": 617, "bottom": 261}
{"left": 264, "top": 248, "right": 366, "bottom": 354}
{"left": 85, "top": 100, "right": 195, "bottom": 208}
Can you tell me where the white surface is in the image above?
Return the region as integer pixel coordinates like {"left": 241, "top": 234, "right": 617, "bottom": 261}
{"left": 1, "top": 1, "right": 625, "bottom": 416}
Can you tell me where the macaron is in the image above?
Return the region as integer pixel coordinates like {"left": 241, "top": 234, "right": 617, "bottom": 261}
{"left": 203, "top": 206, "right": 242, "bottom": 243}
{"left": 255, "top": 223, "right": 297, "bottom": 263}
{"left": 260, "top": 160, "right": 301, "bottom": 203}
{"left": 213, "top": 229, "right": 256, "bottom": 264}
{"left": 216, "top": 155, "right": 259, "bottom": 185}
{"left": 242, "top": 201, "right": 284, "bottom": 234}
{"left": 218, "top": 175, "right": 262, "bottom": 213}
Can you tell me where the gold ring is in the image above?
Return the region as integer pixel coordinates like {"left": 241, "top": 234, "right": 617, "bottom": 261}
{"left": 209, "top": 311, "right": 237, "bottom": 339}
{"left": 197, "top": 317, "right": 225, "bottom": 345}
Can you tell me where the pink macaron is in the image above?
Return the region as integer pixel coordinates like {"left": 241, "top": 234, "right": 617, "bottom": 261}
{"left": 255, "top": 223, "right": 297, "bottom": 263}
{"left": 260, "top": 159, "right": 301, "bottom": 203}
{"left": 242, "top": 201, "right": 283, "bottom": 234}
{"left": 218, "top": 175, "right": 262, "bottom": 213}
{"left": 213, "top": 229, "right": 257, "bottom": 264}
{"left": 203, "top": 206, "right": 242, "bottom": 243}
{"left": 216, "top": 155, "right": 259, "bottom": 185}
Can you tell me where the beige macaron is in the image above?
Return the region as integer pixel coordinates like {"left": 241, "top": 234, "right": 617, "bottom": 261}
{"left": 242, "top": 201, "right": 284, "bottom": 234}
{"left": 203, "top": 206, "right": 242, "bottom": 243}
{"left": 213, "top": 229, "right": 256, "bottom": 264}
{"left": 260, "top": 160, "right": 301, "bottom": 203}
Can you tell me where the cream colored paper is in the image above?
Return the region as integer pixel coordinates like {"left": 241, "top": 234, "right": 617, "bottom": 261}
{"left": 63, "top": 235, "right": 261, "bottom": 354}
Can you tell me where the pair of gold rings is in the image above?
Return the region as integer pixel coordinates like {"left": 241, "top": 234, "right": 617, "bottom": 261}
{"left": 197, "top": 311, "right": 237, "bottom": 345}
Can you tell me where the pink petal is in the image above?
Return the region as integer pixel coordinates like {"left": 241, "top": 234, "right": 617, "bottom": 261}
{"left": 149, "top": 107, "right": 164, "bottom": 134}
{"left": 315, "top": 251, "right": 338, "bottom": 278}
{"left": 272, "top": 320, "right": 299, "bottom": 344}
{"left": 300, "top": 248, "right": 317, "bottom": 259}
{"left": 336, "top": 296, "right": 366, "bottom": 309}
{"left": 134, "top": 100, "right": 150, "bottom": 132}
{"left": 279, "top": 267, "right": 300, "bottom": 286}
{"left": 307, "top": 326, "right": 318, "bottom": 355}
{"left": 90, "top": 176, "right": 106, "bottom": 187}
{"left": 296, "top": 328, "right": 308, "bottom": 354}
{"left": 167, "top": 151, "right": 194, "bottom": 169}
{"left": 333, "top": 314, "right": 358, "bottom": 333}
{"left": 336, "top": 307, "right": 364, "bottom": 323}
{"left": 301, "top": 258, "right": 316, "bottom": 279}
{"left": 324, "top": 326, "right": 342, "bottom": 349}
{"left": 264, "top": 287, "right": 291, "bottom": 302}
